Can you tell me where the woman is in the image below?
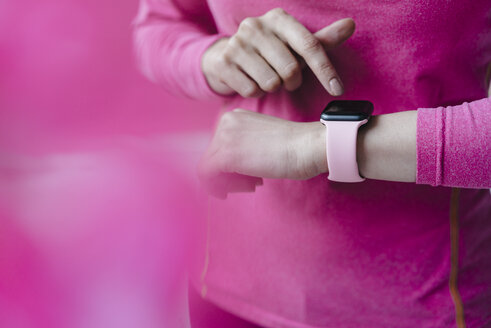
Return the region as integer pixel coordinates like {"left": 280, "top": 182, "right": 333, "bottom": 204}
{"left": 133, "top": 1, "right": 491, "bottom": 327}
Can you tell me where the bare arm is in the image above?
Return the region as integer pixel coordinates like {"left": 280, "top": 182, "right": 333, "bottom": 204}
{"left": 358, "top": 61, "right": 491, "bottom": 184}
{"left": 357, "top": 111, "right": 417, "bottom": 183}
{"left": 198, "top": 110, "right": 419, "bottom": 198}
{"left": 199, "top": 63, "right": 491, "bottom": 198}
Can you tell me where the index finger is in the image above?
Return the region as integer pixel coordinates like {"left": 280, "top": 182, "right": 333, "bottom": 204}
{"left": 261, "top": 8, "right": 344, "bottom": 96}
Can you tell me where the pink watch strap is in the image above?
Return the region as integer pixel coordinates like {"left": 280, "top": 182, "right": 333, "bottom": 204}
{"left": 320, "top": 119, "right": 368, "bottom": 182}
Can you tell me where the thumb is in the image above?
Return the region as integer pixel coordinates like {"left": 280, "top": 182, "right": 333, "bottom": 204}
{"left": 315, "top": 18, "right": 356, "bottom": 51}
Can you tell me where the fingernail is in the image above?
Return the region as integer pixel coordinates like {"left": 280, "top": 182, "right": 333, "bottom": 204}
{"left": 329, "top": 78, "right": 344, "bottom": 96}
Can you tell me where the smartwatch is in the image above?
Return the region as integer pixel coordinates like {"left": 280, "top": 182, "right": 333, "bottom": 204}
{"left": 320, "top": 100, "right": 374, "bottom": 182}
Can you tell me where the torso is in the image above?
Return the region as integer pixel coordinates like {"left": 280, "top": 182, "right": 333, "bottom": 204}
{"left": 194, "top": 1, "right": 491, "bottom": 327}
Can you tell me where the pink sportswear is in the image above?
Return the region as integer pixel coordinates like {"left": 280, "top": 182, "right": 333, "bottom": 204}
{"left": 134, "top": 0, "right": 491, "bottom": 327}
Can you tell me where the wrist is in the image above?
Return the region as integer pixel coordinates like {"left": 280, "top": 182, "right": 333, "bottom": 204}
{"left": 304, "top": 122, "right": 328, "bottom": 177}
{"left": 356, "top": 112, "right": 417, "bottom": 182}
{"left": 286, "top": 122, "right": 328, "bottom": 179}
{"left": 356, "top": 115, "right": 375, "bottom": 179}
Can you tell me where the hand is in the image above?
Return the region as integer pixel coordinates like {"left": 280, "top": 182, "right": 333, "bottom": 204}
{"left": 198, "top": 109, "right": 327, "bottom": 199}
{"left": 201, "top": 8, "right": 355, "bottom": 98}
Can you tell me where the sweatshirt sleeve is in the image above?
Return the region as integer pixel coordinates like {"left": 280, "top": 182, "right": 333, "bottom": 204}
{"left": 416, "top": 97, "right": 491, "bottom": 189}
{"left": 132, "top": 0, "right": 226, "bottom": 100}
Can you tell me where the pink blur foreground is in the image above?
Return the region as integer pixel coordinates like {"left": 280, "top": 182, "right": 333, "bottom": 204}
{"left": 0, "top": 0, "right": 218, "bottom": 327}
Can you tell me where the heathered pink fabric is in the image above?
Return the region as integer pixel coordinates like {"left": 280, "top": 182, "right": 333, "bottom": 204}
{"left": 134, "top": 1, "right": 491, "bottom": 327}
{"left": 417, "top": 98, "right": 491, "bottom": 188}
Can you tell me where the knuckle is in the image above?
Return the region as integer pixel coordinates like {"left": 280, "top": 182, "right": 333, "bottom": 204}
{"left": 262, "top": 76, "right": 281, "bottom": 92}
{"left": 301, "top": 35, "right": 322, "bottom": 54}
{"left": 219, "top": 111, "right": 239, "bottom": 129}
{"left": 313, "top": 60, "right": 334, "bottom": 75}
{"left": 240, "top": 84, "right": 260, "bottom": 98}
{"left": 222, "top": 46, "right": 237, "bottom": 63}
{"left": 227, "top": 35, "right": 245, "bottom": 51}
{"left": 287, "top": 79, "right": 302, "bottom": 91}
{"left": 214, "top": 51, "right": 226, "bottom": 64}
{"left": 209, "top": 54, "right": 226, "bottom": 72}
{"left": 266, "top": 7, "right": 287, "bottom": 19}
{"left": 287, "top": 74, "right": 303, "bottom": 90}
{"left": 282, "top": 62, "right": 301, "bottom": 80}
{"left": 239, "top": 17, "right": 261, "bottom": 34}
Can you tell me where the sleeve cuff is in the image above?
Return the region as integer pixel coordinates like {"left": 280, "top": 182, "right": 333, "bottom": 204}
{"left": 416, "top": 106, "right": 444, "bottom": 186}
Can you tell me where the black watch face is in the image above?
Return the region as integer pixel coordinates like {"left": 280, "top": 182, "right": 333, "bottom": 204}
{"left": 321, "top": 100, "right": 374, "bottom": 121}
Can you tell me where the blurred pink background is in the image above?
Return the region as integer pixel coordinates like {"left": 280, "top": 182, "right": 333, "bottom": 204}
{"left": 0, "top": 0, "right": 219, "bottom": 151}
{"left": 0, "top": 0, "right": 217, "bottom": 326}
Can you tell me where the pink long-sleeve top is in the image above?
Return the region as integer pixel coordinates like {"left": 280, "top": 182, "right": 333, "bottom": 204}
{"left": 134, "top": 1, "right": 491, "bottom": 327}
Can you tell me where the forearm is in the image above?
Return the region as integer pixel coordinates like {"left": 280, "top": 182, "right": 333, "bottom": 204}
{"left": 357, "top": 111, "right": 417, "bottom": 183}
{"left": 343, "top": 69, "right": 491, "bottom": 185}
{"left": 199, "top": 96, "right": 489, "bottom": 198}
{"left": 314, "top": 100, "right": 490, "bottom": 188}
{"left": 309, "top": 111, "right": 417, "bottom": 183}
